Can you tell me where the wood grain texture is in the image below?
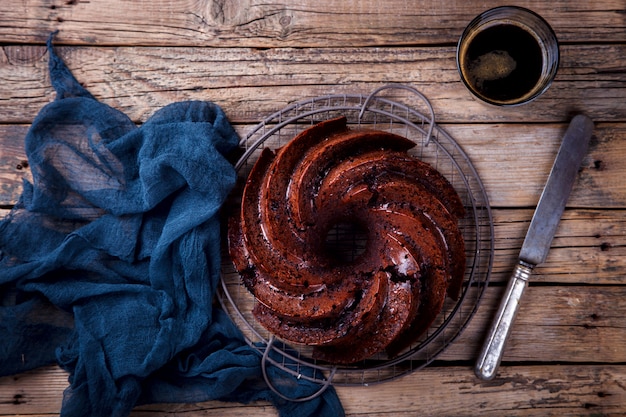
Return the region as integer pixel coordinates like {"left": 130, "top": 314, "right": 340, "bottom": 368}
{"left": 1, "top": 0, "right": 625, "bottom": 416}
{"left": 0, "top": 44, "right": 625, "bottom": 124}
{"left": 0, "top": 0, "right": 624, "bottom": 47}
{"left": 0, "top": 125, "right": 32, "bottom": 206}
{"left": 2, "top": 122, "right": 625, "bottom": 284}
{"left": 488, "top": 208, "right": 626, "bottom": 285}
{"left": 2, "top": 123, "right": 625, "bottom": 207}
{"left": 444, "top": 286, "right": 626, "bottom": 362}
{"left": 2, "top": 362, "right": 625, "bottom": 416}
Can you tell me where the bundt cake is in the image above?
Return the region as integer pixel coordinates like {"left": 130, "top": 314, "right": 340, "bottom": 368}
{"left": 227, "top": 116, "right": 466, "bottom": 364}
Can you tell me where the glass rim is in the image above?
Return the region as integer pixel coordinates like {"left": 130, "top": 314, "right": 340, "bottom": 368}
{"left": 456, "top": 6, "right": 560, "bottom": 107}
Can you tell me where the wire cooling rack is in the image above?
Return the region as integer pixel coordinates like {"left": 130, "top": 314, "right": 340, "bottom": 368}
{"left": 218, "top": 84, "right": 494, "bottom": 400}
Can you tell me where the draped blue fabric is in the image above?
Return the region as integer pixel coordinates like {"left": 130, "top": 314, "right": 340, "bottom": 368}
{"left": 0, "top": 34, "right": 344, "bottom": 417}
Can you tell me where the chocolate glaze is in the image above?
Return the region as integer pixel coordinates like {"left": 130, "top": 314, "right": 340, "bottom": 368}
{"left": 227, "top": 116, "right": 466, "bottom": 364}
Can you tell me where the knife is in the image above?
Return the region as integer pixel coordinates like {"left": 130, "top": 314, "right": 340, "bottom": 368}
{"left": 475, "top": 114, "right": 594, "bottom": 380}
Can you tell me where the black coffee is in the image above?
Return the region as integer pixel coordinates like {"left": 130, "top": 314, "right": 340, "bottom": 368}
{"left": 463, "top": 24, "right": 543, "bottom": 102}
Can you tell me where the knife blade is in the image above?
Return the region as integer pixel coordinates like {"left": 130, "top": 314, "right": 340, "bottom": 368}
{"left": 475, "top": 114, "right": 594, "bottom": 380}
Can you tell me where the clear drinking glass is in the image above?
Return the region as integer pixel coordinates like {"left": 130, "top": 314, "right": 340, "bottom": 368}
{"left": 457, "top": 6, "right": 559, "bottom": 106}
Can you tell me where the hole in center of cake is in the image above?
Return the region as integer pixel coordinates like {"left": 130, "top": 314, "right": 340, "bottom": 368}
{"left": 323, "top": 220, "right": 368, "bottom": 264}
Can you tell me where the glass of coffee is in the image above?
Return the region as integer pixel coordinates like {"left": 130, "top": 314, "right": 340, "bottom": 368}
{"left": 457, "top": 6, "right": 559, "bottom": 106}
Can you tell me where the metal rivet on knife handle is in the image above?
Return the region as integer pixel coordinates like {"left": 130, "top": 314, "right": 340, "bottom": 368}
{"left": 475, "top": 114, "right": 594, "bottom": 381}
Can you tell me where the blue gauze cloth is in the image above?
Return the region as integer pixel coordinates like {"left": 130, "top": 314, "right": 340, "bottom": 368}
{"left": 0, "top": 34, "right": 344, "bottom": 417}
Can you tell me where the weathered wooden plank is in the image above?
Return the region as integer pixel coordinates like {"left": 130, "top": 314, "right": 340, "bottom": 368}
{"left": 488, "top": 209, "right": 626, "bottom": 285}
{"left": 0, "top": 44, "right": 624, "bottom": 124}
{"left": 336, "top": 364, "right": 626, "bottom": 417}
{"left": 2, "top": 122, "right": 624, "bottom": 207}
{"left": 0, "top": 284, "right": 622, "bottom": 380}
{"left": 2, "top": 363, "right": 624, "bottom": 416}
{"left": 446, "top": 285, "right": 626, "bottom": 363}
{"left": 1, "top": 286, "right": 625, "bottom": 414}
{"left": 0, "top": 0, "right": 624, "bottom": 47}
{"left": 1, "top": 122, "right": 625, "bottom": 284}
{"left": 0, "top": 125, "right": 31, "bottom": 206}
{"left": 0, "top": 366, "right": 66, "bottom": 415}
{"left": 449, "top": 123, "right": 626, "bottom": 208}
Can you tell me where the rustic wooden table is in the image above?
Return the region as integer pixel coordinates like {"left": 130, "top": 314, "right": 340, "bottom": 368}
{"left": 1, "top": 1, "right": 625, "bottom": 416}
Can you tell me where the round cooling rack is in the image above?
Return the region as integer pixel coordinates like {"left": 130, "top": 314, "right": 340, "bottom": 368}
{"left": 218, "top": 84, "right": 494, "bottom": 400}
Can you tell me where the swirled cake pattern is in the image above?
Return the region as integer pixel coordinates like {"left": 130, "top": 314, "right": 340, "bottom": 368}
{"left": 228, "top": 116, "right": 466, "bottom": 364}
